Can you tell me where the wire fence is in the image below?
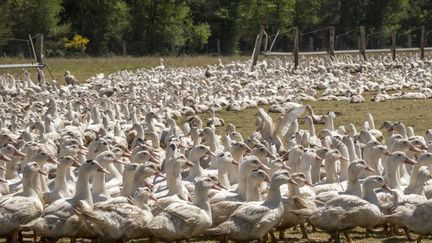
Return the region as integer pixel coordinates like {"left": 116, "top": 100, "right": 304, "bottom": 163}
{"left": 263, "top": 25, "right": 432, "bottom": 55}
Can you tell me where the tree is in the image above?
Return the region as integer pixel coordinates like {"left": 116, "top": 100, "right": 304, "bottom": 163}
{"left": 61, "top": 0, "right": 130, "bottom": 55}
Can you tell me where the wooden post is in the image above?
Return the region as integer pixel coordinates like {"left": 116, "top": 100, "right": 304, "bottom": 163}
{"left": 293, "top": 27, "right": 299, "bottom": 69}
{"left": 359, "top": 26, "right": 367, "bottom": 61}
{"left": 329, "top": 26, "right": 335, "bottom": 56}
{"left": 251, "top": 28, "right": 264, "bottom": 71}
{"left": 420, "top": 26, "right": 425, "bottom": 60}
{"left": 308, "top": 36, "right": 314, "bottom": 51}
{"left": 391, "top": 30, "right": 397, "bottom": 60}
{"left": 122, "top": 41, "right": 127, "bottom": 56}
{"left": 216, "top": 39, "right": 221, "bottom": 56}
{"left": 407, "top": 33, "right": 412, "bottom": 48}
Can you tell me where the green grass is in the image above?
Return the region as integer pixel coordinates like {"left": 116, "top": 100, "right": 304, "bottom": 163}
{"left": 0, "top": 55, "right": 249, "bottom": 83}
{"left": 181, "top": 91, "right": 432, "bottom": 139}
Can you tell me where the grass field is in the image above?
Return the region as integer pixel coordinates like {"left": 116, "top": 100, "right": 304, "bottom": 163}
{"left": 0, "top": 56, "right": 249, "bottom": 82}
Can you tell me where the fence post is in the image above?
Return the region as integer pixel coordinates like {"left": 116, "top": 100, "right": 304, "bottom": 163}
{"left": 359, "top": 26, "right": 367, "bottom": 61}
{"left": 35, "top": 34, "right": 43, "bottom": 64}
{"left": 216, "top": 39, "right": 221, "bottom": 56}
{"left": 122, "top": 41, "right": 127, "bottom": 56}
{"left": 420, "top": 26, "right": 425, "bottom": 60}
{"left": 329, "top": 26, "right": 335, "bottom": 57}
{"left": 391, "top": 30, "right": 397, "bottom": 60}
{"left": 293, "top": 27, "right": 299, "bottom": 69}
{"left": 251, "top": 27, "right": 264, "bottom": 71}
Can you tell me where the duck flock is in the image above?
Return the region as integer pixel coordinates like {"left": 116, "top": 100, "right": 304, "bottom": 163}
{"left": 0, "top": 54, "right": 432, "bottom": 243}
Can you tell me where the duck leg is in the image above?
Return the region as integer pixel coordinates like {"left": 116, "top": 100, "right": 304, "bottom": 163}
{"left": 278, "top": 229, "right": 285, "bottom": 240}
{"left": 300, "top": 224, "right": 308, "bottom": 239}
{"left": 268, "top": 230, "right": 277, "bottom": 242}
{"left": 417, "top": 235, "right": 423, "bottom": 243}
{"left": 332, "top": 231, "right": 340, "bottom": 243}
{"left": 342, "top": 231, "right": 352, "bottom": 243}
{"left": 403, "top": 227, "right": 415, "bottom": 241}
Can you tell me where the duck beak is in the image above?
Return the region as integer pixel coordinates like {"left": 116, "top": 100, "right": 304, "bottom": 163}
{"left": 149, "top": 155, "right": 160, "bottom": 164}
{"left": 382, "top": 184, "right": 392, "bottom": 192}
{"left": 264, "top": 174, "right": 271, "bottom": 183}
{"left": 404, "top": 158, "right": 417, "bottom": 165}
{"left": 114, "top": 159, "right": 126, "bottom": 165}
{"left": 340, "top": 156, "right": 349, "bottom": 161}
{"left": 97, "top": 166, "right": 110, "bottom": 174}
{"left": 38, "top": 169, "right": 47, "bottom": 176}
{"left": 13, "top": 150, "right": 27, "bottom": 158}
{"left": 245, "top": 146, "right": 252, "bottom": 153}
{"left": 72, "top": 158, "right": 81, "bottom": 168}
{"left": 410, "top": 145, "right": 421, "bottom": 153}
{"left": 155, "top": 170, "right": 165, "bottom": 178}
{"left": 149, "top": 194, "right": 158, "bottom": 201}
{"left": 212, "top": 184, "right": 222, "bottom": 190}
{"left": 315, "top": 155, "right": 322, "bottom": 160}
{"left": 384, "top": 150, "right": 390, "bottom": 156}
{"left": 387, "top": 127, "right": 394, "bottom": 132}
{"left": 421, "top": 144, "right": 428, "bottom": 150}
{"left": 47, "top": 155, "right": 60, "bottom": 165}
{"left": 0, "top": 164, "right": 6, "bottom": 171}
{"left": 123, "top": 151, "right": 132, "bottom": 157}
{"left": 144, "top": 181, "right": 154, "bottom": 189}
{"left": 208, "top": 151, "right": 217, "bottom": 157}
{"left": 288, "top": 177, "right": 298, "bottom": 185}
{"left": 216, "top": 182, "right": 228, "bottom": 190}
{"left": 267, "top": 152, "right": 276, "bottom": 159}
{"left": 231, "top": 159, "right": 239, "bottom": 165}
{"left": 78, "top": 150, "right": 88, "bottom": 155}
{"left": 185, "top": 159, "right": 194, "bottom": 167}
{"left": 0, "top": 153, "right": 11, "bottom": 162}
{"left": 259, "top": 163, "right": 271, "bottom": 171}
{"left": 282, "top": 164, "right": 291, "bottom": 171}
{"left": 365, "top": 165, "right": 376, "bottom": 172}
{"left": 305, "top": 180, "right": 314, "bottom": 187}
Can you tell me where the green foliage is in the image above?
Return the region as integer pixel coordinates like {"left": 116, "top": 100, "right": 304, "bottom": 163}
{"left": 0, "top": 0, "right": 430, "bottom": 56}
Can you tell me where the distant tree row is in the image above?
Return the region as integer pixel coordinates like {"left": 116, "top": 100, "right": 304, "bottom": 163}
{"left": 0, "top": 0, "right": 431, "bottom": 56}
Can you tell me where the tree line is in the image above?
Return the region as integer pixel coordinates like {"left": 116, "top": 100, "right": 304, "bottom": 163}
{"left": 0, "top": 0, "right": 431, "bottom": 56}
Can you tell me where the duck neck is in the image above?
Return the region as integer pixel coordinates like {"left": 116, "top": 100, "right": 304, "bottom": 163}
{"left": 107, "top": 163, "right": 122, "bottom": 180}
{"left": 166, "top": 165, "right": 183, "bottom": 196}
{"left": 150, "top": 134, "right": 160, "bottom": 149}
{"left": 345, "top": 171, "right": 361, "bottom": 196}
{"left": 194, "top": 187, "right": 211, "bottom": 216}
{"left": 286, "top": 182, "right": 301, "bottom": 198}
{"left": 54, "top": 165, "right": 69, "bottom": 191}
{"left": 92, "top": 170, "right": 109, "bottom": 197}
{"left": 246, "top": 179, "right": 262, "bottom": 202}
{"left": 22, "top": 174, "right": 38, "bottom": 198}
{"left": 345, "top": 139, "right": 358, "bottom": 161}
{"left": 122, "top": 172, "right": 135, "bottom": 197}
{"left": 73, "top": 171, "right": 94, "bottom": 206}
{"left": 339, "top": 159, "right": 349, "bottom": 181}
{"left": 311, "top": 160, "right": 322, "bottom": 184}
{"left": 264, "top": 181, "right": 282, "bottom": 207}
{"left": 362, "top": 183, "right": 379, "bottom": 206}
{"left": 324, "top": 158, "right": 338, "bottom": 183}
{"left": 218, "top": 163, "right": 231, "bottom": 188}
{"left": 237, "top": 164, "right": 250, "bottom": 200}
{"left": 188, "top": 155, "right": 204, "bottom": 180}
{"left": 205, "top": 133, "right": 218, "bottom": 152}
{"left": 386, "top": 162, "right": 402, "bottom": 191}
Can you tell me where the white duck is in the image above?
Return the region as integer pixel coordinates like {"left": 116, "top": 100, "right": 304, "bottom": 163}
{"left": 72, "top": 186, "right": 155, "bottom": 241}
{"left": 148, "top": 176, "right": 221, "bottom": 241}
{"left": 28, "top": 160, "right": 109, "bottom": 241}
{"left": 0, "top": 162, "right": 44, "bottom": 241}
{"left": 43, "top": 156, "right": 81, "bottom": 205}
{"left": 207, "top": 170, "right": 296, "bottom": 241}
